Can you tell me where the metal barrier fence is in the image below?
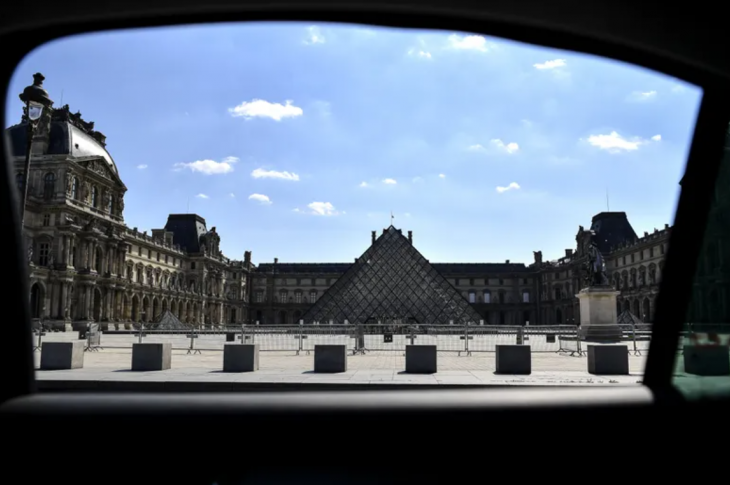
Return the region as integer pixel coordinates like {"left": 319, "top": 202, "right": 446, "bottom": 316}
{"left": 31, "top": 322, "right": 674, "bottom": 355}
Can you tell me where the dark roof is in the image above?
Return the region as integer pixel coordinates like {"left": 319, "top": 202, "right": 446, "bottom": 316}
{"left": 432, "top": 263, "right": 530, "bottom": 273}
{"left": 589, "top": 212, "right": 638, "bottom": 254}
{"left": 6, "top": 121, "right": 117, "bottom": 173}
{"left": 302, "top": 226, "right": 483, "bottom": 324}
{"left": 256, "top": 263, "right": 530, "bottom": 275}
{"left": 164, "top": 214, "right": 207, "bottom": 254}
{"left": 256, "top": 263, "right": 352, "bottom": 274}
{"left": 255, "top": 262, "right": 529, "bottom": 275}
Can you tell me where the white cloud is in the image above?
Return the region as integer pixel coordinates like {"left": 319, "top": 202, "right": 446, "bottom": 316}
{"left": 491, "top": 139, "right": 520, "bottom": 154}
{"left": 196, "top": 193, "right": 209, "bottom": 199}
{"left": 251, "top": 168, "right": 300, "bottom": 181}
{"left": 229, "top": 193, "right": 235, "bottom": 198}
{"left": 304, "top": 26, "right": 325, "bottom": 45}
{"left": 298, "top": 201, "right": 340, "bottom": 216}
{"left": 467, "top": 144, "right": 486, "bottom": 152}
{"left": 496, "top": 182, "right": 520, "bottom": 193}
{"left": 382, "top": 178, "right": 397, "bottom": 185}
{"left": 174, "top": 156, "right": 238, "bottom": 175}
{"left": 533, "top": 59, "right": 566, "bottom": 69}
{"left": 447, "top": 34, "right": 490, "bottom": 52}
{"left": 137, "top": 164, "right": 148, "bottom": 169}
{"left": 407, "top": 48, "right": 432, "bottom": 59}
{"left": 521, "top": 119, "right": 533, "bottom": 128}
{"left": 228, "top": 99, "right": 303, "bottom": 121}
{"left": 359, "top": 181, "right": 368, "bottom": 187}
{"left": 248, "top": 193, "right": 272, "bottom": 205}
{"left": 438, "top": 173, "right": 446, "bottom": 178}
{"left": 412, "top": 176, "right": 424, "bottom": 183}
{"left": 651, "top": 134, "right": 662, "bottom": 141}
{"left": 586, "top": 131, "right": 653, "bottom": 153}
{"left": 627, "top": 90, "right": 657, "bottom": 102}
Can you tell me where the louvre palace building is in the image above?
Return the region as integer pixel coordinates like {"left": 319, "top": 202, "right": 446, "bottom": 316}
{"left": 8, "top": 73, "right": 692, "bottom": 332}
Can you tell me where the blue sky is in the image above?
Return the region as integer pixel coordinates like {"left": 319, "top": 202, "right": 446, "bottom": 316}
{"left": 5, "top": 22, "right": 702, "bottom": 265}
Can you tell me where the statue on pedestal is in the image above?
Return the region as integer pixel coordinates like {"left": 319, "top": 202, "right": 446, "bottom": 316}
{"left": 584, "top": 231, "right": 608, "bottom": 286}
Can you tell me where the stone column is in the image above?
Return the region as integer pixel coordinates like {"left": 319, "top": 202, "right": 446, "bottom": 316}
{"left": 85, "top": 285, "right": 93, "bottom": 320}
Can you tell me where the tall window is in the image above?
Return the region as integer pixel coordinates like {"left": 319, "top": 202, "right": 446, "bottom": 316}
{"left": 91, "top": 186, "right": 98, "bottom": 207}
{"left": 15, "top": 173, "right": 24, "bottom": 192}
{"left": 309, "top": 291, "right": 317, "bottom": 303}
{"left": 38, "top": 242, "right": 50, "bottom": 266}
{"left": 483, "top": 291, "right": 491, "bottom": 304}
{"left": 468, "top": 291, "right": 476, "bottom": 303}
{"left": 294, "top": 291, "right": 302, "bottom": 303}
{"left": 107, "top": 193, "right": 114, "bottom": 213}
{"left": 522, "top": 291, "right": 530, "bottom": 303}
{"left": 71, "top": 177, "right": 78, "bottom": 199}
{"left": 42, "top": 173, "right": 55, "bottom": 199}
{"left": 279, "top": 291, "right": 287, "bottom": 303}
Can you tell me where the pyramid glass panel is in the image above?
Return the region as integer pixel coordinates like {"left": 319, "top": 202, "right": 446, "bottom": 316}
{"left": 302, "top": 226, "right": 483, "bottom": 324}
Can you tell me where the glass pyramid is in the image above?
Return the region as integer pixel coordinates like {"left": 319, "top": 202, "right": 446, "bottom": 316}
{"left": 302, "top": 226, "right": 483, "bottom": 324}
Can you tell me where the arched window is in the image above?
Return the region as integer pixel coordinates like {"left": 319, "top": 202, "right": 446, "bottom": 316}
{"left": 43, "top": 172, "right": 55, "bottom": 200}
{"left": 91, "top": 186, "right": 98, "bottom": 207}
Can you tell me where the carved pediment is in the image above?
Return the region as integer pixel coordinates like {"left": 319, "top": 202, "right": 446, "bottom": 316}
{"left": 78, "top": 158, "right": 115, "bottom": 181}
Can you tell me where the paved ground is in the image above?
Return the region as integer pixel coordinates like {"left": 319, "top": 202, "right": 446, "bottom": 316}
{"left": 34, "top": 342, "right": 647, "bottom": 386}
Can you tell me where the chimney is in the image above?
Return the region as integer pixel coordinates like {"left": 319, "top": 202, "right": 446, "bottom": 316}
{"left": 274, "top": 257, "right": 278, "bottom": 265}
{"left": 371, "top": 231, "right": 376, "bottom": 244}
{"left": 244, "top": 251, "right": 251, "bottom": 264}
{"left": 644, "top": 231, "right": 649, "bottom": 237}
{"left": 408, "top": 231, "right": 412, "bottom": 244}
{"left": 505, "top": 259, "right": 510, "bottom": 264}
{"left": 565, "top": 249, "right": 573, "bottom": 257}
{"left": 665, "top": 224, "right": 669, "bottom": 229}
{"left": 533, "top": 251, "right": 543, "bottom": 264}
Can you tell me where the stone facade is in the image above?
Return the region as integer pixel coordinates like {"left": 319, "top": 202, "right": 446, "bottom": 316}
{"left": 9, "top": 99, "right": 252, "bottom": 331}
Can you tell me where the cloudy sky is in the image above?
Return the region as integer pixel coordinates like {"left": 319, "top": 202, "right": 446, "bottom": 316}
{"left": 5, "top": 22, "right": 702, "bottom": 265}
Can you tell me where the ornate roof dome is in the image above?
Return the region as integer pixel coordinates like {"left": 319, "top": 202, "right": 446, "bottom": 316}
{"left": 6, "top": 104, "right": 118, "bottom": 174}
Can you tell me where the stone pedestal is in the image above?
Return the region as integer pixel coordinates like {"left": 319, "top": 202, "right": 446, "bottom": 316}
{"left": 405, "top": 345, "right": 437, "bottom": 374}
{"left": 223, "top": 344, "right": 259, "bottom": 372}
{"left": 132, "top": 343, "right": 172, "bottom": 371}
{"left": 40, "top": 341, "right": 84, "bottom": 370}
{"left": 314, "top": 345, "right": 347, "bottom": 373}
{"left": 576, "top": 286, "right": 622, "bottom": 342}
{"left": 587, "top": 345, "right": 629, "bottom": 375}
{"left": 683, "top": 345, "right": 730, "bottom": 376}
{"left": 495, "top": 345, "right": 531, "bottom": 374}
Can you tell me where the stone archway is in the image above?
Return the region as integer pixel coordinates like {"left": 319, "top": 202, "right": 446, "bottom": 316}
{"left": 152, "top": 297, "right": 160, "bottom": 321}
{"left": 131, "top": 295, "right": 139, "bottom": 322}
{"left": 92, "top": 287, "right": 103, "bottom": 322}
{"left": 30, "top": 283, "right": 43, "bottom": 319}
{"left": 141, "top": 297, "right": 150, "bottom": 322}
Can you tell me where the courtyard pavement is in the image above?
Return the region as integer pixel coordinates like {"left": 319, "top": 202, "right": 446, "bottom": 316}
{"left": 34, "top": 333, "right": 648, "bottom": 388}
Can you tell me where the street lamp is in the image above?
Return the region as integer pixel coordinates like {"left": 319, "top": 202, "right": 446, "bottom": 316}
{"left": 18, "top": 73, "right": 54, "bottom": 238}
